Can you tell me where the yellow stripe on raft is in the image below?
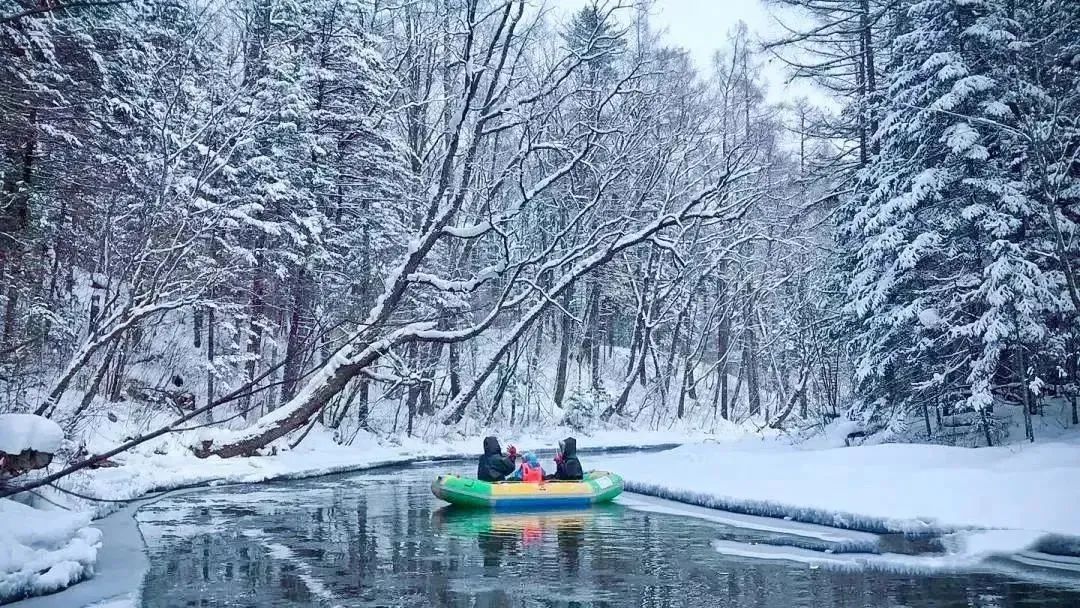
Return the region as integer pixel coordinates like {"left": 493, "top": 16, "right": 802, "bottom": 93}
{"left": 490, "top": 481, "right": 592, "bottom": 497}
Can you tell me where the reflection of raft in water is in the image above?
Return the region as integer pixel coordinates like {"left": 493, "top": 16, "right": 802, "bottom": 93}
{"left": 430, "top": 471, "right": 623, "bottom": 509}
{"left": 431, "top": 505, "right": 618, "bottom": 537}
{"left": 431, "top": 506, "right": 620, "bottom": 566}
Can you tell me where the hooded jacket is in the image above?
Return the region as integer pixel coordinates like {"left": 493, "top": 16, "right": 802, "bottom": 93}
{"left": 477, "top": 436, "right": 516, "bottom": 482}
{"left": 550, "top": 436, "right": 584, "bottom": 481}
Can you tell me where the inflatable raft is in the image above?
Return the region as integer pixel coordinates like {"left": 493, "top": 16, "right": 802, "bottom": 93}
{"left": 431, "top": 471, "right": 623, "bottom": 509}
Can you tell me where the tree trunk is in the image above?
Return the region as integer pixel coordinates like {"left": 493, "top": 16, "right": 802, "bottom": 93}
{"left": 487, "top": 350, "right": 519, "bottom": 424}
{"left": 447, "top": 342, "right": 461, "bottom": 399}
{"left": 769, "top": 367, "right": 809, "bottom": 429}
{"left": 553, "top": 284, "right": 575, "bottom": 407}
{"left": 356, "top": 380, "right": 370, "bottom": 431}
{"left": 730, "top": 351, "right": 745, "bottom": 417}
{"left": 1, "top": 110, "right": 34, "bottom": 347}
{"left": 2, "top": 282, "right": 17, "bottom": 346}
{"left": 859, "top": 0, "right": 878, "bottom": 153}
{"left": 280, "top": 268, "right": 311, "bottom": 405}
{"left": 70, "top": 341, "right": 119, "bottom": 426}
{"left": 660, "top": 313, "right": 684, "bottom": 407}
{"left": 585, "top": 279, "right": 601, "bottom": 389}
{"left": 206, "top": 304, "right": 215, "bottom": 423}
{"left": 107, "top": 338, "right": 130, "bottom": 403}
{"left": 193, "top": 308, "right": 202, "bottom": 349}
{"left": 404, "top": 342, "right": 421, "bottom": 435}
{"left": 684, "top": 343, "right": 699, "bottom": 402}
{"left": 1019, "top": 347, "right": 1034, "bottom": 443}
{"left": 981, "top": 408, "right": 994, "bottom": 447}
{"left": 676, "top": 363, "right": 689, "bottom": 419}
{"left": 243, "top": 261, "right": 267, "bottom": 418}
{"left": 418, "top": 342, "right": 437, "bottom": 416}
{"left": 922, "top": 399, "right": 932, "bottom": 438}
{"left": 604, "top": 325, "right": 651, "bottom": 420}
{"left": 716, "top": 276, "right": 730, "bottom": 420}
{"left": 523, "top": 327, "right": 544, "bottom": 424}
{"left": 744, "top": 309, "right": 761, "bottom": 416}
{"left": 405, "top": 387, "right": 418, "bottom": 436}
{"left": 1070, "top": 348, "right": 1079, "bottom": 425}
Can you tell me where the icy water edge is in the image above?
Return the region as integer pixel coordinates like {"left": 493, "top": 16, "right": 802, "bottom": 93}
{"left": 134, "top": 462, "right": 1080, "bottom": 608}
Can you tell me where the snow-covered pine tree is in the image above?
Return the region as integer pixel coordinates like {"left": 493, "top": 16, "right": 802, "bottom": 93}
{"left": 210, "top": 0, "right": 410, "bottom": 416}
{"left": 281, "top": 0, "right": 412, "bottom": 407}
{"left": 845, "top": 0, "right": 1063, "bottom": 442}
{"left": 1006, "top": 0, "right": 1080, "bottom": 429}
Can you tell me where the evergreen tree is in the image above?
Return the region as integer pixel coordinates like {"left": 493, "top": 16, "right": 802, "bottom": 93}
{"left": 845, "top": 0, "right": 1064, "bottom": 440}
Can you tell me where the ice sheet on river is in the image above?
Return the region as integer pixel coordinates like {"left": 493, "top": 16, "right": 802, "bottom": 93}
{"left": 617, "top": 493, "right": 880, "bottom": 551}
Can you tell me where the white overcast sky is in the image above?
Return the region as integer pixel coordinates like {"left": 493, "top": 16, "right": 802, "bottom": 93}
{"left": 549, "top": 0, "right": 825, "bottom": 106}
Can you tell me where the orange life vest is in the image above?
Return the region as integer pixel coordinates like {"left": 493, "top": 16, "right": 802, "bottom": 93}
{"left": 521, "top": 462, "right": 543, "bottom": 482}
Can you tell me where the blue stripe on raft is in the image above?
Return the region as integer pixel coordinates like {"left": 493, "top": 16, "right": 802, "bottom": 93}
{"left": 490, "top": 496, "right": 593, "bottom": 511}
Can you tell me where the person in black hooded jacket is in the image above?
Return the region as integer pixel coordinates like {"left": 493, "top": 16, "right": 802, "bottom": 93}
{"left": 477, "top": 436, "right": 517, "bottom": 482}
{"left": 548, "top": 437, "right": 584, "bottom": 481}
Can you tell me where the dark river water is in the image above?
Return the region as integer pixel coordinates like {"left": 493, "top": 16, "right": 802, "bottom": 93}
{"left": 135, "top": 461, "right": 1080, "bottom": 608}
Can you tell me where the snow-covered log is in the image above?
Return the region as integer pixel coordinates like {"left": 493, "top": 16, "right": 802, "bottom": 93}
{"left": 0, "top": 414, "right": 64, "bottom": 478}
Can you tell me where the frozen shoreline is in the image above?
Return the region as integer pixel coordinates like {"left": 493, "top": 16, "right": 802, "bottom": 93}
{"left": 4, "top": 430, "right": 692, "bottom": 607}
{"left": 605, "top": 439, "right": 1080, "bottom": 539}
{"left": 11, "top": 429, "right": 1080, "bottom": 607}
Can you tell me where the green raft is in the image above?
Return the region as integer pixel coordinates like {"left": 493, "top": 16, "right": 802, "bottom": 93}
{"left": 431, "top": 470, "right": 623, "bottom": 510}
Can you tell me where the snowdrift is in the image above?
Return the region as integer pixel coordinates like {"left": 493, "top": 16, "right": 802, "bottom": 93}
{"left": 0, "top": 414, "right": 64, "bottom": 456}
{"left": 0, "top": 499, "right": 102, "bottom": 603}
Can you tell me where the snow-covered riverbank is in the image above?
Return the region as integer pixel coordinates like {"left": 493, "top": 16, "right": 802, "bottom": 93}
{"left": 1, "top": 426, "right": 706, "bottom": 605}
{"left": 607, "top": 438, "right": 1080, "bottom": 540}
{"left": 8, "top": 420, "right": 1080, "bottom": 606}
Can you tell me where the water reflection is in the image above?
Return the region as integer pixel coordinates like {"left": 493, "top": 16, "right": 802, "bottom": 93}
{"left": 432, "top": 507, "right": 609, "bottom": 574}
{"left": 137, "top": 466, "right": 1080, "bottom": 608}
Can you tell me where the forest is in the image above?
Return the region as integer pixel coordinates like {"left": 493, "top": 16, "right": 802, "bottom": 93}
{"left": 1, "top": 0, "right": 1078, "bottom": 461}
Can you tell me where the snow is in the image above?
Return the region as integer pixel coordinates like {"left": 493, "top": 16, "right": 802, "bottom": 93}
{"left": 0, "top": 500, "right": 102, "bottom": 603}
{"left": 706, "top": 528, "right": 1065, "bottom": 581}
{"left": 0, "top": 414, "right": 64, "bottom": 455}
{"left": 1, "top": 424, "right": 698, "bottom": 606}
{"left": 917, "top": 307, "right": 942, "bottom": 328}
{"left": 74, "top": 426, "right": 702, "bottom": 511}
{"left": 616, "top": 492, "right": 880, "bottom": 550}
{"left": 11, "top": 499, "right": 149, "bottom": 608}
{"left": 441, "top": 221, "right": 491, "bottom": 238}
{"left": 608, "top": 439, "right": 1080, "bottom": 537}
{"left": 14, "top": 411, "right": 1080, "bottom": 606}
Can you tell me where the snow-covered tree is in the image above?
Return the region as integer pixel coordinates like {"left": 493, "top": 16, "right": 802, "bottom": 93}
{"left": 844, "top": 0, "right": 1074, "bottom": 442}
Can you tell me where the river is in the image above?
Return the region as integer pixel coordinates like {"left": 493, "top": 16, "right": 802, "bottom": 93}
{"left": 134, "top": 460, "right": 1080, "bottom": 607}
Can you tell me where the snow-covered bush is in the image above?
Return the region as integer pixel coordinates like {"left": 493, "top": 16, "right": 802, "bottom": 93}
{"left": 561, "top": 388, "right": 610, "bottom": 432}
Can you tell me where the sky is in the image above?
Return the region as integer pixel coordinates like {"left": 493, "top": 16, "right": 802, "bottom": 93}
{"left": 550, "top": 0, "right": 827, "bottom": 107}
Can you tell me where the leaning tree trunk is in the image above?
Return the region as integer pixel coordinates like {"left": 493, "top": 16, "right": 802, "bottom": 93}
{"left": 604, "top": 324, "right": 651, "bottom": 421}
